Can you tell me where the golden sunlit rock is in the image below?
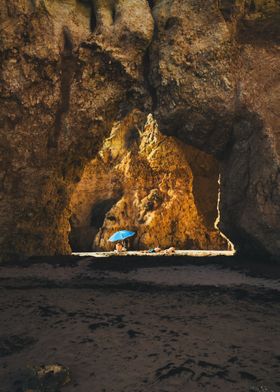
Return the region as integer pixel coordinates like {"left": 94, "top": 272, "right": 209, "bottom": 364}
{"left": 70, "top": 111, "right": 229, "bottom": 251}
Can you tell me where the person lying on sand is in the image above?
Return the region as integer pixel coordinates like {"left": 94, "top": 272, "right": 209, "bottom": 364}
{"left": 114, "top": 242, "right": 127, "bottom": 253}
{"left": 141, "top": 247, "right": 176, "bottom": 254}
{"left": 163, "top": 247, "right": 176, "bottom": 255}
{"left": 141, "top": 247, "right": 162, "bottom": 253}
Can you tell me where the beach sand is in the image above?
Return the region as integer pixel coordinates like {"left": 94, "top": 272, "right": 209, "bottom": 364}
{"left": 0, "top": 255, "right": 279, "bottom": 392}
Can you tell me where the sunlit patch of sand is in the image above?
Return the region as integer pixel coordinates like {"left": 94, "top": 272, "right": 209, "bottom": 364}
{"left": 72, "top": 250, "right": 235, "bottom": 258}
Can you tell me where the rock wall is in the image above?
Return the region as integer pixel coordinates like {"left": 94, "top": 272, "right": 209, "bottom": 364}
{"left": 0, "top": 0, "right": 279, "bottom": 261}
{"left": 149, "top": 0, "right": 280, "bottom": 258}
{"left": 0, "top": 0, "right": 153, "bottom": 261}
{"left": 69, "top": 111, "right": 228, "bottom": 251}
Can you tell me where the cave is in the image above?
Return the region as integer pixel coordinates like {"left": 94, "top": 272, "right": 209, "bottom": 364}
{"left": 69, "top": 196, "right": 121, "bottom": 251}
{"left": 1, "top": 3, "right": 280, "bottom": 391}
{"left": 68, "top": 112, "right": 232, "bottom": 253}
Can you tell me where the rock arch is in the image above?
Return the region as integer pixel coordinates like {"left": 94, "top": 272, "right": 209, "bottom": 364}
{"left": 69, "top": 111, "right": 229, "bottom": 252}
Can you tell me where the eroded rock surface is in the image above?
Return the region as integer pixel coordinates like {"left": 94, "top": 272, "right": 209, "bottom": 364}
{"left": 0, "top": 0, "right": 153, "bottom": 261}
{"left": 0, "top": 0, "right": 280, "bottom": 260}
{"left": 149, "top": 0, "right": 280, "bottom": 258}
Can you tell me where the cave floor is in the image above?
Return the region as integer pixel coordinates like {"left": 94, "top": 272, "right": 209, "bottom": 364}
{"left": 72, "top": 250, "right": 235, "bottom": 257}
{"left": 0, "top": 256, "right": 279, "bottom": 392}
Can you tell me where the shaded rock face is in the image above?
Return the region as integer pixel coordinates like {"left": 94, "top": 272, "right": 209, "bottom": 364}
{"left": 0, "top": 0, "right": 279, "bottom": 260}
{"left": 0, "top": 0, "right": 153, "bottom": 261}
{"left": 70, "top": 111, "right": 228, "bottom": 251}
{"left": 149, "top": 0, "right": 280, "bottom": 258}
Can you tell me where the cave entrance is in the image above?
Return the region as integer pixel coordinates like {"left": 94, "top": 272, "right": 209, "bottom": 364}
{"left": 69, "top": 196, "right": 121, "bottom": 251}
{"left": 68, "top": 112, "right": 233, "bottom": 253}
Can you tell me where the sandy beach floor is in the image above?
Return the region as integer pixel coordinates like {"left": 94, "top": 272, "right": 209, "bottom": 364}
{"left": 0, "top": 255, "right": 279, "bottom": 392}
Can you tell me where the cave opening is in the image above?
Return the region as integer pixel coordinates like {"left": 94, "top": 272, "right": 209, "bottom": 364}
{"left": 68, "top": 113, "right": 234, "bottom": 254}
{"left": 69, "top": 194, "right": 123, "bottom": 252}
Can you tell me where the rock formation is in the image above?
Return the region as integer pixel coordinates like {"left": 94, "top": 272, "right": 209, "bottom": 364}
{"left": 0, "top": 0, "right": 153, "bottom": 260}
{"left": 70, "top": 111, "right": 228, "bottom": 251}
{"left": 0, "top": 0, "right": 279, "bottom": 261}
{"left": 149, "top": 0, "right": 280, "bottom": 258}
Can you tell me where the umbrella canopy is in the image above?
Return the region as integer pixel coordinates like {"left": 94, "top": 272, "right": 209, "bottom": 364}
{"left": 108, "top": 230, "right": 135, "bottom": 242}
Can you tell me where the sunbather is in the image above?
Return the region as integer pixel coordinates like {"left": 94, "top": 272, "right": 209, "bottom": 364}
{"left": 142, "top": 246, "right": 175, "bottom": 254}
{"left": 140, "top": 247, "right": 162, "bottom": 253}
{"left": 147, "top": 247, "right": 161, "bottom": 253}
{"left": 163, "top": 246, "right": 176, "bottom": 255}
{"left": 115, "top": 242, "right": 127, "bottom": 253}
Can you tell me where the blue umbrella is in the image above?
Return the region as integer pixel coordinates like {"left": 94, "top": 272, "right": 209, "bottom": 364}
{"left": 108, "top": 230, "right": 135, "bottom": 242}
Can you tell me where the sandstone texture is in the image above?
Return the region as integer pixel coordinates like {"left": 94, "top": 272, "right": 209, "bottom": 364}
{"left": 70, "top": 111, "right": 228, "bottom": 251}
{"left": 0, "top": 0, "right": 280, "bottom": 261}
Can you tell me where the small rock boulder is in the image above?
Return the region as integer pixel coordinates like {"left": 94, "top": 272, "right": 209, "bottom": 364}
{"left": 19, "top": 364, "right": 71, "bottom": 392}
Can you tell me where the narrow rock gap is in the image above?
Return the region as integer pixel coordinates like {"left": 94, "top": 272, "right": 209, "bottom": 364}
{"left": 218, "top": 0, "right": 236, "bottom": 21}
{"left": 215, "top": 174, "right": 235, "bottom": 252}
{"left": 147, "top": 0, "right": 154, "bottom": 9}
{"left": 143, "top": 49, "right": 158, "bottom": 112}
{"left": 249, "top": 0, "right": 256, "bottom": 12}
{"left": 76, "top": 0, "right": 97, "bottom": 33}
{"left": 143, "top": 2, "right": 158, "bottom": 112}
{"left": 47, "top": 27, "right": 76, "bottom": 149}
{"left": 90, "top": 3, "right": 97, "bottom": 32}
{"left": 112, "top": 2, "right": 117, "bottom": 24}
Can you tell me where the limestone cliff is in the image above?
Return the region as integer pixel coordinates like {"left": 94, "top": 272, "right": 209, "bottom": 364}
{"left": 0, "top": 0, "right": 279, "bottom": 261}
